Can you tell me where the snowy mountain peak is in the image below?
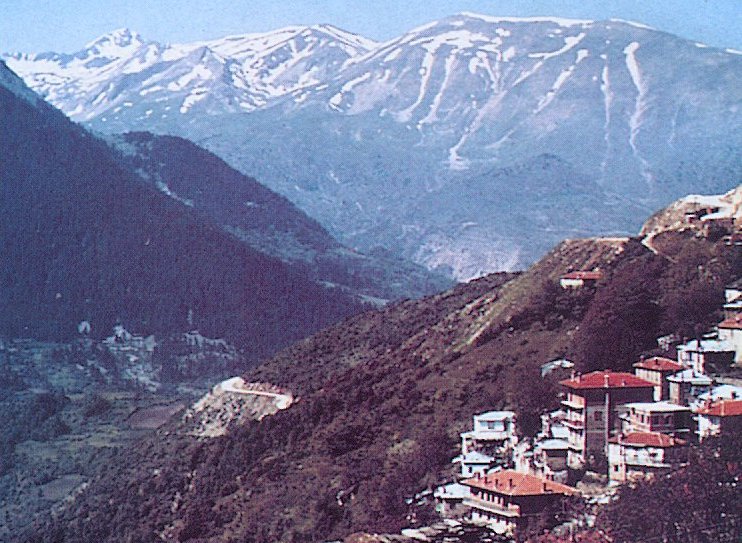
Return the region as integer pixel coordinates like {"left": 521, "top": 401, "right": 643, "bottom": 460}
{"left": 84, "top": 28, "right": 146, "bottom": 52}
{"left": 455, "top": 11, "right": 593, "bottom": 27}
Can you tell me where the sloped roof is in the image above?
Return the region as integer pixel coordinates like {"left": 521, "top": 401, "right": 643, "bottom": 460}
{"left": 536, "top": 439, "right": 570, "bottom": 451}
{"left": 633, "top": 357, "right": 683, "bottom": 372}
{"left": 462, "top": 470, "right": 575, "bottom": 496}
{"left": 718, "top": 316, "right": 742, "bottom": 330}
{"left": 667, "top": 369, "right": 713, "bottom": 385}
{"left": 695, "top": 399, "right": 742, "bottom": 417}
{"left": 475, "top": 410, "right": 516, "bottom": 420}
{"left": 561, "top": 271, "right": 603, "bottom": 281}
{"left": 624, "top": 401, "right": 690, "bottom": 413}
{"left": 456, "top": 451, "right": 495, "bottom": 464}
{"left": 560, "top": 371, "right": 654, "bottom": 390}
{"left": 610, "top": 432, "right": 687, "bottom": 448}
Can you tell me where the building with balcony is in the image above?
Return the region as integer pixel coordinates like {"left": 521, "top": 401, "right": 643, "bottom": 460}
{"left": 632, "top": 357, "right": 684, "bottom": 401}
{"left": 560, "top": 371, "right": 654, "bottom": 468}
{"left": 667, "top": 369, "right": 713, "bottom": 406}
{"left": 608, "top": 432, "right": 688, "bottom": 483}
{"left": 620, "top": 401, "right": 692, "bottom": 439}
{"left": 461, "top": 470, "right": 575, "bottom": 535}
{"left": 460, "top": 410, "right": 517, "bottom": 458}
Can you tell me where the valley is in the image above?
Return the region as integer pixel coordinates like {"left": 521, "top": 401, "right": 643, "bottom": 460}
{"left": 0, "top": 6, "right": 740, "bottom": 543}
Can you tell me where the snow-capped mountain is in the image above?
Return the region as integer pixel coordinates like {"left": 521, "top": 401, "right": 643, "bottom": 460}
{"left": 4, "top": 24, "right": 376, "bottom": 119}
{"left": 6, "top": 13, "right": 741, "bottom": 279}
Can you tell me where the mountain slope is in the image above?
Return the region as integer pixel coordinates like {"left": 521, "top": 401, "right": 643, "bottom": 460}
{"left": 5, "top": 14, "right": 741, "bottom": 279}
{"left": 110, "top": 131, "right": 451, "bottom": 299}
{"left": 0, "top": 60, "right": 361, "bottom": 361}
{"left": 24, "top": 193, "right": 740, "bottom": 542}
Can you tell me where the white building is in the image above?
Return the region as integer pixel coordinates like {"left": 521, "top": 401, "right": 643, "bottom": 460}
{"left": 460, "top": 411, "right": 518, "bottom": 456}
{"left": 667, "top": 369, "right": 714, "bottom": 406}
{"left": 717, "top": 316, "right": 742, "bottom": 365}
{"left": 693, "top": 384, "right": 742, "bottom": 408}
{"left": 532, "top": 439, "right": 569, "bottom": 483}
{"left": 433, "top": 482, "right": 470, "bottom": 518}
{"left": 453, "top": 450, "right": 495, "bottom": 477}
{"left": 676, "top": 337, "right": 735, "bottom": 374}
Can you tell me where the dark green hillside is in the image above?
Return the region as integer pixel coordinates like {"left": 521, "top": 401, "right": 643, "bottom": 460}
{"left": 0, "top": 66, "right": 362, "bottom": 359}
{"left": 27, "top": 228, "right": 738, "bottom": 543}
{"left": 111, "top": 132, "right": 452, "bottom": 300}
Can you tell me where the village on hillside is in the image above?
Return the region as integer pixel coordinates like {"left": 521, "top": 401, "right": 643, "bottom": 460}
{"left": 424, "top": 197, "right": 742, "bottom": 540}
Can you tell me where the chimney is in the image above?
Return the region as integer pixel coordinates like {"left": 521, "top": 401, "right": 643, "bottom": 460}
{"left": 476, "top": 472, "right": 481, "bottom": 480}
{"left": 509, "top": 478, "right": 514, "bottom": 488}
{"left": 543, "top": 482, "right": 548, "bottom": 492}
{"left": 604, "top": 374, "right": 610, "bottom": 387}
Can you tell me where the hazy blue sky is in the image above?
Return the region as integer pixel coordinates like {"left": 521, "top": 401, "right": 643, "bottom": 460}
{"left": 3, "top": 0, "right": 740, "bottom": 53}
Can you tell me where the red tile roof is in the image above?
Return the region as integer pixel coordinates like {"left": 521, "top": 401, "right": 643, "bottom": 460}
{"left": 562, "top": 271, "right": 603, "bottom": 281}
{"left": 610, "top": 432, "right": 687, "bottom": 448}
{"left": 462, "top": 470, "right": 575, "bottom": 496}
{"left": 695, "top": 399, "right": 742, "bottom": 417}
{"left": 633, "top": 357, "right": 684, "bottom": 372}
{"left": 718, "top": 316, "right": 742, "bottom": 330}
{"left": 560, "top": 371, "right": 654, "bottom": 390}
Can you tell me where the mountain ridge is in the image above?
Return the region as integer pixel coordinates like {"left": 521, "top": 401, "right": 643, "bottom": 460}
{"left": 0, "top": 60, "right": 365, "bottom": 360}
{"left": 5, "top": 14, "right": 741, "bottom": 279}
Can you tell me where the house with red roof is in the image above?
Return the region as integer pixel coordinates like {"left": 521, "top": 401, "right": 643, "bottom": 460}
{"left": 633, "top": 356, "right": 684, "bottom": 401}
{"left": 694, "top": 398, "right": 742, "bottom": 441}
{"left": 607, "top": 432, "right": 688, "bottom": 482}
{"left": 560, "top": 371, "right": 654, "bottom": 468}
{"left": 461, "top": 470, "right": 575, "bottom": 535}
{"left": 559, "top": 270, "right": 603, "bottom": 289}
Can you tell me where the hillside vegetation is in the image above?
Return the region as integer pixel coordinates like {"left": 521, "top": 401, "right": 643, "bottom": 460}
{"left": 24, "top": 224, "right": 739, "bottom": 542}
{"left": 0, "top": 74, "right": 363, "bottom": 361}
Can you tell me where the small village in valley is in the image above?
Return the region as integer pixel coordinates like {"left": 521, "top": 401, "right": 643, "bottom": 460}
{"left": 420, "top": 295, "right": 741, "bottom": 539}
{"left": 414, "top": 200, "right": 742, "bottom": 541}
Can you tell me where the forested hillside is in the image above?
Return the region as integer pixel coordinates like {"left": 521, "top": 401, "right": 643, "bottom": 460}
{"left": 24, "top": 223, "right": 739, "bottom": 542}
{"left": 0, "top": 63, "right": 362, "bottom": 360}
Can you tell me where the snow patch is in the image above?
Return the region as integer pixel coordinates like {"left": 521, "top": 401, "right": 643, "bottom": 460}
{"left": 623, "top": 42, "right": 654, "bottom": 187}
{"left": 608, "top": 19, "right": 655, "bottom": 30}
{"left": 457, "top": 12, "right": 592, "bottom": 27}
{"left": 529, "top": 33, "right": 586, "bottom": 60}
